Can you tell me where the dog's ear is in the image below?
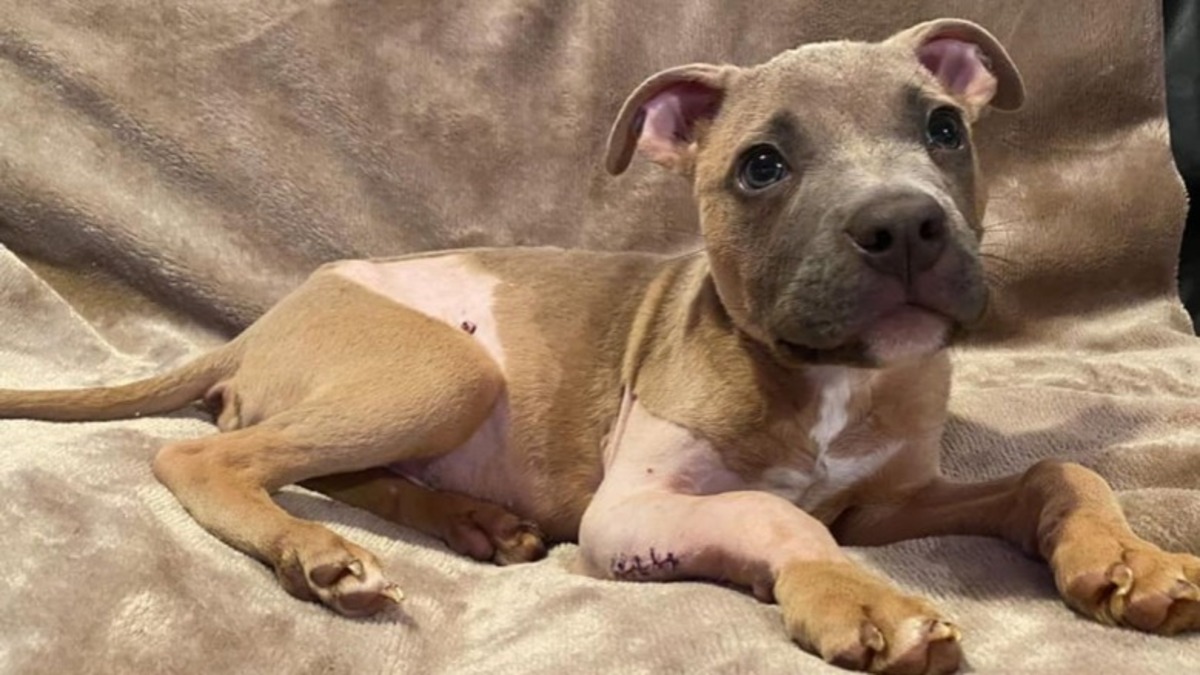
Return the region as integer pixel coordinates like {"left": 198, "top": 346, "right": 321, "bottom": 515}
{"left": 604, "top": 63, "right": 733, "bottom": 176}
{"left": 888, "top": 19, "right": 1025, "bottom": 116}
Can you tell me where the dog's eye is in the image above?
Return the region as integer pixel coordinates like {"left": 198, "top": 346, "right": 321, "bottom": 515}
{"left": 925, "top": 107, "right": 965, "bottom": 150}
{"left": 738, "top": 145, "right": 790, "bottom": 191}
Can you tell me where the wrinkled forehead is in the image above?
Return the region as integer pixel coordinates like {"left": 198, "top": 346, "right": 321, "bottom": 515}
{"left": 714, "top": 42, "right": 946, "bottom": 152}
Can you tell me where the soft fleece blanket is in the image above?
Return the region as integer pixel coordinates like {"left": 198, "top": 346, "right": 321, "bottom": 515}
{"left": 1, "top": 1, "right": 1198, "bottom": 673}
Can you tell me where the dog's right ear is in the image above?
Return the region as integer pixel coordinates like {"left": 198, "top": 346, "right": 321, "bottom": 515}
{"left": 604, "top": 64, "right": 733, "bottom": 176}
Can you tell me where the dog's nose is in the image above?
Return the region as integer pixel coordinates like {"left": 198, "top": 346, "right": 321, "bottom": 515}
{"left": 844, "top": 191, "right": 948, "bottom": 282}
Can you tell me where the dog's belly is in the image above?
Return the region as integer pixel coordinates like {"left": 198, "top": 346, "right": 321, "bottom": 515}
{"left": 331, "top": 254, "right": 508, "bottom": 368}
{"left": 329, "top": 255, "right": 535, "bottom": 514}
{"left": 389, "top": 400, "right": 534, "bottom": 514}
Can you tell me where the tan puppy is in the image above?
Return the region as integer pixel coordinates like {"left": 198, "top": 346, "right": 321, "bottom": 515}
{"left": 2, "top": 18, "right": 1197, "bottom": 674}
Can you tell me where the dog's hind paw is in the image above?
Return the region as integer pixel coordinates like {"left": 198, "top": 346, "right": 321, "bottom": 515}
{"left": 441, "top": 501, "right": 548, "bottom": 566}
{"left": 490, "top": 518, "right": 547, "bottom": 565}
{"left": 274, "top": 527, "right": 403, "bottom": 617}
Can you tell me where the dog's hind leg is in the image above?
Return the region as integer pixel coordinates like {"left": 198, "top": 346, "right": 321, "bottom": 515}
{"left": 152, "top": 425, "right": 409, "bottom": 616}
{"left": 152, "top": 288, "right": 505, "bottom": 616}
{"left": 303, "top": 469, "right": 547, "bottom": 565}
{"left": 153, "top": 378, "right": 500, "bottom": 615}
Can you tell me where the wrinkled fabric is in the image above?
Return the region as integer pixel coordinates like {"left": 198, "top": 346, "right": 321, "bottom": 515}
{"left": 0, "top": 1, "right": 1197, "bottom": 673}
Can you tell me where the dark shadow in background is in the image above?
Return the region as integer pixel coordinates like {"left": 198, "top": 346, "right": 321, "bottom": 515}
{"left": 1166, "top": 0, "right": 1200, "bottom": 330}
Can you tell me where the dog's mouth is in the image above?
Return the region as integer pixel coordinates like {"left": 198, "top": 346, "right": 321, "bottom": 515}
{"left": 858, "top": 303, "right": 953, "bottom": 362}
{"left": 773, "top": 303, "right": 956, "bottom": 367}
{"left": 764, "top": 259, "right": 989, "bottom": 369}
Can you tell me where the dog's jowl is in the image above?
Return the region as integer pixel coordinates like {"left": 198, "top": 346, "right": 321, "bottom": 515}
{"left": 2, "top": 18, "right": 1197, "bottom": 675}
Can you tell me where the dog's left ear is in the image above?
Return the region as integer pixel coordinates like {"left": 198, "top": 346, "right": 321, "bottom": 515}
{"left": 605, "top": 63, "right": 735, "bottom": 176}
{"left": 889, "top": 19, "right": 1025, "bottom": 117}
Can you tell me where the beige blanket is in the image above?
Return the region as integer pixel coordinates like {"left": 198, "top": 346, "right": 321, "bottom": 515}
{"left": 1, "top": 1, "right": 1198, "bottom": 673}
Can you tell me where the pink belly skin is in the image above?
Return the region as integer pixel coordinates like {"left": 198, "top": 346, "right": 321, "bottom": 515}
{"left": 330, "top": 256, "right": 533, "bottom": 514}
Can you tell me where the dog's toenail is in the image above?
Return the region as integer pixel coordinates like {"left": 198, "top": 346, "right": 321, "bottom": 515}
{"left": 382, "top": 584, "right": 405, "bottom": 604}
{"left": 348, "top": 560, "right": 365, "bottom": 579}
{"left": 1108, "top": 564, "right": 1134, "bottom": 595}
{"left": 860, "top": 621, "right": 886, "bottom": 652}
{"left": 928, "top": 620, "right": 960, "bottom": 641}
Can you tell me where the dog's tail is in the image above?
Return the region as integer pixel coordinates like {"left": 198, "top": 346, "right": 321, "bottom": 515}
{"left": 0, "top": 344, "right": 239, "bottom": 422}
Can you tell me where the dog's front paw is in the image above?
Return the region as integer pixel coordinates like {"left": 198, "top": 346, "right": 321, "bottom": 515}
{"left": 776, "top": 562, "right": 962, "bottom": 674}
{"left": 274, "top": 526, "right": 403, "bottom": 617}
{"left": 1053, "top": 527, "right": 1200, "bottom": 634}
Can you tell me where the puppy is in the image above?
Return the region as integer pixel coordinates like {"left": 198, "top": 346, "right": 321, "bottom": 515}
{"left": 2, "top": 19, "right": 1197, "bottom": 675}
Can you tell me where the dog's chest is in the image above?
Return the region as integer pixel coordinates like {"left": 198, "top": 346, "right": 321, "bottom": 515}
{"left": 753, "top": 367, "right": 904, "bottom": 514}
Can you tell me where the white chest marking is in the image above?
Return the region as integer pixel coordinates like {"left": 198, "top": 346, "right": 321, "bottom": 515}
{"left": 818, "top": 442, "right": 902, "bottom": 490}
{"left": 759, "top": 441, "right": 903, "bottom": 511}
{"left": 757, "top": 367, "right": 903, "bottom": 510}
{"left": 809, "top": 367, "right": 853, "bottom": 455}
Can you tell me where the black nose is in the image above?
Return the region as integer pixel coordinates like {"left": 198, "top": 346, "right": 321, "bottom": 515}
{"left": 844, "top": 191, "right": 948, "bottom": 282}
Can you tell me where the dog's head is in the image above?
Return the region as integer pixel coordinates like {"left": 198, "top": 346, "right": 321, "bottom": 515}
{"left": 606, "top": 19, "right": 1024, "bottom": 367}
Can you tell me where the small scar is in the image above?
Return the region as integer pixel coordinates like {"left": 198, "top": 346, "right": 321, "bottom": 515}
{"left": 649, "top": 548, "right": 679, "bottom": 569}
{"left": 460, "top": 320, "right": 477, "bottom": 335}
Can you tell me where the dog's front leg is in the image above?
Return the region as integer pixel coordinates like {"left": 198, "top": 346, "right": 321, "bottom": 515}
{"left": 577, "top": 402, "right": 963, "bottom": 674}
{"left": 835, "top": 459, "right": 1200, "bottom": 634}
{"left": 580, "top": 489, "right": 963, "bottom": 673}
